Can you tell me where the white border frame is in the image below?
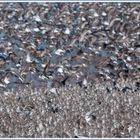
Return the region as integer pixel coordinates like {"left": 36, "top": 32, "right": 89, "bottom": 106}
{"left": 0, "top": 0, "right": 140, "bottom": 2}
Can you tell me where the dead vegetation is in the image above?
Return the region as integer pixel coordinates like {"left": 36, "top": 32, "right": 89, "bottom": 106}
{"left": 0, "top": 77, "right": 140, "bottom": 138}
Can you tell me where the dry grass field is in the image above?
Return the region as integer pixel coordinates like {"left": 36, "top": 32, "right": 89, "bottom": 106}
{"left": 0, "top": 77, "right": 139, "bottom": 138}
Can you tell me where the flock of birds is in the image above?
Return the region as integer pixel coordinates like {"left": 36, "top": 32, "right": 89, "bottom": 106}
{"left": 0, "top": 3, "right": 139, "bottom": 91}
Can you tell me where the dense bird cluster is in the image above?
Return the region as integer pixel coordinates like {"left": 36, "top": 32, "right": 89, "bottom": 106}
{"left": 0, "top": 3, "right": 140, "bottom": 138}
{"left": 0, "top": 78, "right": 140, "bottom": 138}
{"left": 0, "top": 3, "right": 139, "bottom": 91}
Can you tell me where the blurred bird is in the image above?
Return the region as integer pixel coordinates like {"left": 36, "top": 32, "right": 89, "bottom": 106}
{"left": 0, "top": 56, "right": 6, "bottom": 65}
